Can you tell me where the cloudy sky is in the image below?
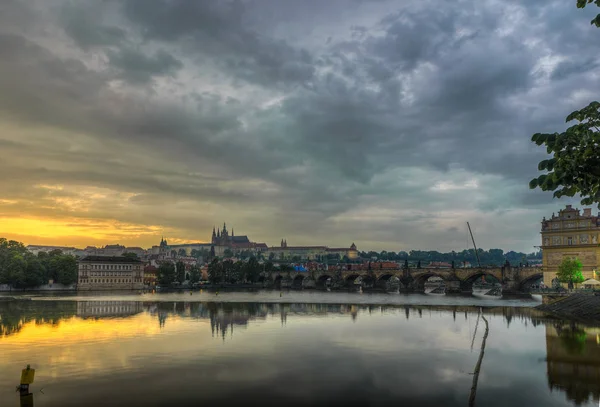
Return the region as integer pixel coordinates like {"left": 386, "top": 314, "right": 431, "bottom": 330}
{"left": 0, "top": 0, "right": 598, "bottom": 252}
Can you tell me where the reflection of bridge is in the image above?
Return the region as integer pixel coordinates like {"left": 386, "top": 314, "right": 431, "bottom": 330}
{"left": 271, "top": 266, "right": 543, "bottom": 293}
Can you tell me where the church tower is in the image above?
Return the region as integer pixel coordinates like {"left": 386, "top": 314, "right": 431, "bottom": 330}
{"left": 212, "top": 227, "right": 216, "bottom": 244}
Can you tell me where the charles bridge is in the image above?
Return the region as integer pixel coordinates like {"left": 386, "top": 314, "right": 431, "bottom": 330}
{"left": 270, "top": 265, "right": 543, "bottom": 293}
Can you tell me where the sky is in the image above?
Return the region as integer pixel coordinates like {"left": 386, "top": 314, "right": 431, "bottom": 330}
{"left": 0, "top": 0, "right": 598, "bottom": 253}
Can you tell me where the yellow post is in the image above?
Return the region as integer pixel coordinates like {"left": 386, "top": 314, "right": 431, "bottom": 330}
{"left": 20, "top": 365, "right": 35, "bottom": 385}
{"left": 18, "top": 365, "right": 35, "bottom": 397}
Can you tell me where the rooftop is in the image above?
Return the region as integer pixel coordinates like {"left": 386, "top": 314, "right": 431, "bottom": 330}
{"left": 80, "top": 256, "right": 143, "bottom": 263}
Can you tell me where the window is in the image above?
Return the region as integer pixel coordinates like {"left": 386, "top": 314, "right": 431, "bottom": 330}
{"left": 568, "top": 237, "right": 573, "bottom": 245}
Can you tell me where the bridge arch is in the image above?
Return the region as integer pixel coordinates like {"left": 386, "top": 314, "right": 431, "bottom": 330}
{"left": 412, "top": 272, "right": 447, "bottom": 291}
{"left": 273, "top": 274, "right": 283, "bottom": 288}
{"left": 316, "top": 274, "right": 332, "bottom": 289}
{"left": 461, "top": 272, "right": 501, "bottom": 290}
{"left": 344, "top": 273, "right": 362, "bottom": 283}
{"left": 291, "top": 274, "right": 306, "bottom": 288}
{"left": 376, "top": 273, "right": 403, "bottom": 290}
{"left": 518, "top": 273, "right": 543, "bottom": 291}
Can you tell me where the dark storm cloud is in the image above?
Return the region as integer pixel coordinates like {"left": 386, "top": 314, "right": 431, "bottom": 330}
{"left": 0, "top": 0, "right": 598, "bottom": 250}
{"left": 59, "top": 3, "right": 127, "bottom": 49}
{"left": 119, "top": 0, "right": 315, "bottom": 87}
{"left": 106, "top": 47, "right": 183, "bottom": 83}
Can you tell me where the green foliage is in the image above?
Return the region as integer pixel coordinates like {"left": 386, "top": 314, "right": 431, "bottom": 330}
{"left": 264, "top": 261, "right": 274, "bottom": 276}
{"left": 54, "top": 255, "right": 78, "bottom": 285}
{"left": 0, "top": 238, "right": 77, "bottom": 288}
{"left": 358, "top": 248, "right": 541, "bottom": 266}
{"left": 189, "top": 265, "right": 201, "bottom": 284}
{"left": 530, "top": 102, "right": 600, "bottom": 207}
{"left": 577, "top": 0, "right": 600, "bottom": 27}
{"left": 122, "top": 252, "right": 139, "bottom": 260}
{"left": 222, "top": 259, "right": 235, "bottom": 283}
{"left": 207, "top": 258, "right": 223, "bottom": 284}
{"left": 157, "top": 262, "right": 176, "bottom": 286}
{"left": 557, "top": 257, "right": 585, "bottom": 285}
{"left": 191, "top": 248, "right": 210, "bottom": 260}
{"left": 175, "top": 261, "right": 186, "bottom": 284}
{"left": 559, "top": 324, "right": 588, "bottom": 355}
{"left": 244, "top": 257, "right": 261, "bottom": 283}
{"left": 223, "top": 248, "right": 233, "bottom": 258}
{"left": 278, "top": 263, "right": 293, "bottom": 273}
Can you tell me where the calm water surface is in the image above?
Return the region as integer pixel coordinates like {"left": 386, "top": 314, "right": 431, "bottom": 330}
{"left": 1, "top": 292, "right": 598, "bottom": 407}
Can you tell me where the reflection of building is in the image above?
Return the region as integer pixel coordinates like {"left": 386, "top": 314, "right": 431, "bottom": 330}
{"left": 545, "top": 323, "right": 600, "bottom": 405}
{"left": 267, "top": 240, "right": 358, "bottom": 261}
{"left": 541, "top": 205, "right": 600, "bottom": 286}
{"left": 76, "top": 301, "right": 144, "bottom": 318}
{"left": 77, "top": 256, "right": 144, "bottom": 290}
{"left": 144, "top": 265, "right": 158, "bottom": 286}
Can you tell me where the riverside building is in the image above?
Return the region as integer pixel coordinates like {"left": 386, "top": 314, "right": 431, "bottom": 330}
{"left": 541, "top": 205, "right": 600, "bottom": 286}
{"left": 77, "top": 256, "right": 144, "bottom": 290}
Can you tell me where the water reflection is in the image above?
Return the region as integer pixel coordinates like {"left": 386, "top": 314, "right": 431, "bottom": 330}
{"left": 546, "top": 322, "right": 600, "bottom": 405}
{"left": 1, "top": 300, "right": 600, "bottom": 407}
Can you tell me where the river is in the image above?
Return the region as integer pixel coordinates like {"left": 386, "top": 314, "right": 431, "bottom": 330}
{"left": 1, "top": 291, "right": 598, "bottom": 407}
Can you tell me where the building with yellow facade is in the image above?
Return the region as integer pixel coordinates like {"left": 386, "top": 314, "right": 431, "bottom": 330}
{"left": 267, "top": 240, "right": 359, "bottom": 261}
{"left": 541, "top": 205, "right": 600, "bottom": 286}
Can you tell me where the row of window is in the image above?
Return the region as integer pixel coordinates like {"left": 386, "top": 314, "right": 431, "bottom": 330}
{"left": 87, "top": 272, "right": 132, "bottom": 277}
{"left": 545, "top": 234, "right": 598, "bottom": 245}
{"left": 82, "top": 264, "right": 139, "bottom": 271}
{"left": 85, "top": 278, "right": 142, "bottom": 284}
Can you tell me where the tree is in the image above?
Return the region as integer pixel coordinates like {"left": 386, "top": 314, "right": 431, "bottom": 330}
{"left": 244, "top": 257, "right": 261, "bottom": 283}
{"left": 157, "top": 263, "right": 176, "bottom": 286}
{"left": 55, "top": 255, "right": 78, "bottom": 285}
{"left": 264, "top": 261, "right": 274, "bottom": 276}
{"left": 175, "top": 261, "right": 186, "bottom": 284}
{"left": 207, "top": 258, "right": 222, "bottom": 284}
{"left": 189, "top": 265, "right": 201, "bottom": 284}
{"left": 222, "top": 259, "right": 235, "bottom": 283}
{"left": 577, "top": 0, "right": 600, "bottom": 27}
{"left": 122, "top": 252, "right": 138, "bottom": 260}
{"left": 530, "top": 102, "right": 600, "bottom": 207}
{"left": 530, "top": 1, "right": 600, "bottom": 205}
{"left": 557, "top": 257, "right": 585, "bottom": 289}
{"left": 223, "top": 248, "right": 233, "bottom": 258}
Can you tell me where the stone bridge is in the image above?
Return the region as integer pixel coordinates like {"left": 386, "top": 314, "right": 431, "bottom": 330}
{"left": 269, "top": 266, "right": 543, "bottom": 293}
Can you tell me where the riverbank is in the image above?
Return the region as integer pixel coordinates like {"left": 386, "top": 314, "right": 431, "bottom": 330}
{"left": 535, "top": 292, "right": 600, "bottom": 324}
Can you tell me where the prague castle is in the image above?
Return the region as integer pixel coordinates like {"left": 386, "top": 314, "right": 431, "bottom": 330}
{"left": 149, "top": 223, "right": 358, "bottom": 261}
{"left": 541, "top": 205, "right": 600, "bottom": 286}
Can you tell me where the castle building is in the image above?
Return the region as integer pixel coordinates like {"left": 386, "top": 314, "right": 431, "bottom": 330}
{"left": 267, "top": 240, "right": 358, "bottom": 261}
{"left": 210, "top": 223, "right": 268, "bottom": 256}
{"left": 541, "top": 205, "right": 600, "bottom": 286}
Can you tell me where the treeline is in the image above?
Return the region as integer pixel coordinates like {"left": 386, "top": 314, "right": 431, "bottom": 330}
{"left": 156, "top": 257, "right": 291, "bottom": 286}
{"left": 0, "top": 238, "right": 78, "bottom": 288}
{"left": 359, "top": 249, "right": 542, "bottom": 266}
